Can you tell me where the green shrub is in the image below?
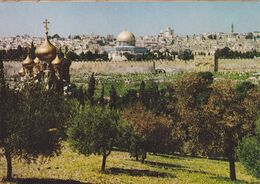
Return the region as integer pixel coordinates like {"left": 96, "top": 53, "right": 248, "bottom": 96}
{"left": 237, "top": 119, "right": 260, "bottom": 178}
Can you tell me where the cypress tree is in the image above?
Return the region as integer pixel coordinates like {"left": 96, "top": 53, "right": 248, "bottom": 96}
{"left": 0, "top": 60, "right": 5, "bottom": 92}
{"left": 78, "top": 85, "right": 85, "bottom": 106}
{"left": 87, "top": 73, "right": 96, "bottom": 105}
{"left": 139, "top": 81, "right": 146, "bottom": 103}
{"left": 0, "top": 60, "right": 5, "bottom": 144}
{"left": 99, "top": 84, "right": 105, "bottom": 108}
{"left": 30, "top": 42, "right": 36, "bottom": 59}
{"left": 109, "top": 84, "right": 117, "bottom": 109}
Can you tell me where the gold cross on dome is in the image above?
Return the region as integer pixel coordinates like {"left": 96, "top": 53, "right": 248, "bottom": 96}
{"left": 43, "top": 19, "right": 50, "bottom": 33}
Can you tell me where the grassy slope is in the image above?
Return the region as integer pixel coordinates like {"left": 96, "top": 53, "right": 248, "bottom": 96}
{"left": 0, "top": 145, "right": 259, "bottom": 184}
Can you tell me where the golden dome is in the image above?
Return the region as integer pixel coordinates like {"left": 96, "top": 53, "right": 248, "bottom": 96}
{"left": 51, "top": 54, "right": 62, "bottom": 65}
{"left": 35, "top": 36, "right": 57, "bottom": 62}
{"left": 34, "top": 57, "right": 41, "bottom": 64}
{"left": 117, "top": 30, "right": 136, "bottom": 42}
{"left": 18, "top": 68, "right": 25, "bottom": 77}
{"left": 22, "top": 55, "right": 34, "bottom": 67}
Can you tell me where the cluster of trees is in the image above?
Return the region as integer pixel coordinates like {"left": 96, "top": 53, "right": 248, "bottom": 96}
{"left": 149, "top": 49, "right": 194, "bottom": 61}
{"left": 70, "top": 72, "right": 260, "bottom": 180}
{"left": 66, "top": 51, "right": 109, "bottom": 61}
{"left": 122, "top": 50, "right": 178, "bottom": 61}
{"left": 207, "top": 34, "right": 217, "bottom": 40}
{"left": 123, "top": 50, "right": 194, "bottom": 61}
{"left": 0, "top": 60, "right": 259, "bottom": 181}
{"left": 244, "top": 32, "right": 259, "bottom": 40}
{"left": 216, "top": 47, "right": 260, "bottom": 59}
{"left": 177, "top": 49, "right": 194, "bottom": 61}
{"left": 0, "top": 43, "right": 35, "bottom": 61}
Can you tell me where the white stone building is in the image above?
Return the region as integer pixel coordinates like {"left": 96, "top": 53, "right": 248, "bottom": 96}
{"left": 106, "top": 30, "right": 148, "bottom": 61}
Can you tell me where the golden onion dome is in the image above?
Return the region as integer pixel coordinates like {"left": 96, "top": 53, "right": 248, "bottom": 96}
{"left": 116, "top": 30, "right": 136, "bottom": 42}
{"left": 22, "top": 55, "right": 34, "bottom": 67}
{"left": 35, "top": 36, "right": 57, "bottom": 62}
{"left": 51, "top": 54, "right": 62, "bottom": 65}
{"left": 18, "top": 68, "right": 25, "bottom": 77}
{"left": 34, "top": 57, "right": 41, "bottom": 64}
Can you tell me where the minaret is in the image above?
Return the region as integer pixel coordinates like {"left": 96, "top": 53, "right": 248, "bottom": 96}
{"left": 231, "top": 23, "right": 234, "bottom": 34}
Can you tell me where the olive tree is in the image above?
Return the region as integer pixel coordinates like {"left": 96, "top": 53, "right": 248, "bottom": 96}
{"left": 67, "top": 105, "right": 121, "bottom": 171}
{"left": 0, "top": 82, "right": 70, "bottom": 180}
{"left": 205, "top": 81, "right": 260, "bottom": 181}
{"left": 173, "top": 72, "right": 213, "bottom": 156}
{"left": 122, "top": 103, "right": 172, "bottom": 163}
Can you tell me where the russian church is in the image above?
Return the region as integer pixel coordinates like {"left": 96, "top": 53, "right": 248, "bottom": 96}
{"left": 19, "top": 19, "right": 72, "bottom": 93}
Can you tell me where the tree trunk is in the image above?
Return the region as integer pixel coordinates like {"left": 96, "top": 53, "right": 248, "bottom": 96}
{"left": 228, "top": 153, "right": 236, "bottom": 181}
{"left": 4, "top": 150, "right": 12, "bottom": 180}
{"left": 135, "top": 155, "right": 139, "bottom": 161}
{"left": 134, "top": 149, "right": 139, "bottom": 161}
{"left": 101, "top": 154, "right": 107, "bottom": 172}
{"left": 214, "top": 53, "right": 218, "bottom": 72}
{"left": 141, "top": 152, "right": 147, "bottom": 163}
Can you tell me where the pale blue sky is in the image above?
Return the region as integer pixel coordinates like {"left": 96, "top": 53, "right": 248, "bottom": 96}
{"left": 0, "top": 2, "right": 259, "bottom": 37}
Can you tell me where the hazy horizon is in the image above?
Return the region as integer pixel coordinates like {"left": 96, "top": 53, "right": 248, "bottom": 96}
{"left": 0, "top": 2, "right": 260, "bottom": 37}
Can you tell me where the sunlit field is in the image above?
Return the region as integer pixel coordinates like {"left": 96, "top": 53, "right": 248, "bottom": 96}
{"left": 0, "top": 145, "right": 259, "bottom": 184}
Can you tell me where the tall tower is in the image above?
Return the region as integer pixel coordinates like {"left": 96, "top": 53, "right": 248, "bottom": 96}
{"left": 231, "top": 23, "right": 234, "bottom": 33}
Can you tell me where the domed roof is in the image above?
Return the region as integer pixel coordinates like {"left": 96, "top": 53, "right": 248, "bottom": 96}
{"left": 22, "top": 55, "right": 34, "bottom": 67}
{"left": 51, "top": 54, "right": 62, "bottom": 65}
{"left": 35, "top": 36, "right": 57, "bottom": 62}
{"left": 117, "top": 30, "right": 135, "bottom": 42}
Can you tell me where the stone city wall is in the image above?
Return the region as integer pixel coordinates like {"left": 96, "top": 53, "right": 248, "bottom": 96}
{"left": 70, "top": 60, "right": 196, "bottom": 75}
{"left": 3, "top": 58, "right": 260, "bottom": 77}
{"left": 218, "top": 58, "right": 260, "bottom": 72}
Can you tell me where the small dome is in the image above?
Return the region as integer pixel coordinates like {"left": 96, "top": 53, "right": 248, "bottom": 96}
{"left": 22, "top": 55, "right": 34, "bottom": 67}
{"left": 51, "top": 54, "right": 62, "bottom": 65}
{"left": 18, "top": 68, "right": 25, "bottom": 77}
{"left": 35, "top": 36, "right": 57, "bottom": 62}
{"left": 34, "top": 57, "right": 41, "bottom": 64}
{"left": 117, "top": 30, "right": 135, "bottom": 42}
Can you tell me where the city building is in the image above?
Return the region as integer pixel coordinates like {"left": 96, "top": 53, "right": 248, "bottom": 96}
{"left": 106, "top": 30, "right": 148, "bottom": 61}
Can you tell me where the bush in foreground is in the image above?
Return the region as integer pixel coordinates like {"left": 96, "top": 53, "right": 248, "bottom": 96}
{"left": 237, "top": 119, "right": 260, "bottom": 178}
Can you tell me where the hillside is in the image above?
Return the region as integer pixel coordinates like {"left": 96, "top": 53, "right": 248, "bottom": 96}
{"left": 0, "top": 145, "right": 259, "bottom": 184}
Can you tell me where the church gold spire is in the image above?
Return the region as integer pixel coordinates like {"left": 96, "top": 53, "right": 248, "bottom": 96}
{"left": 43, "top": 19, "right": 50, "bottom": 36}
